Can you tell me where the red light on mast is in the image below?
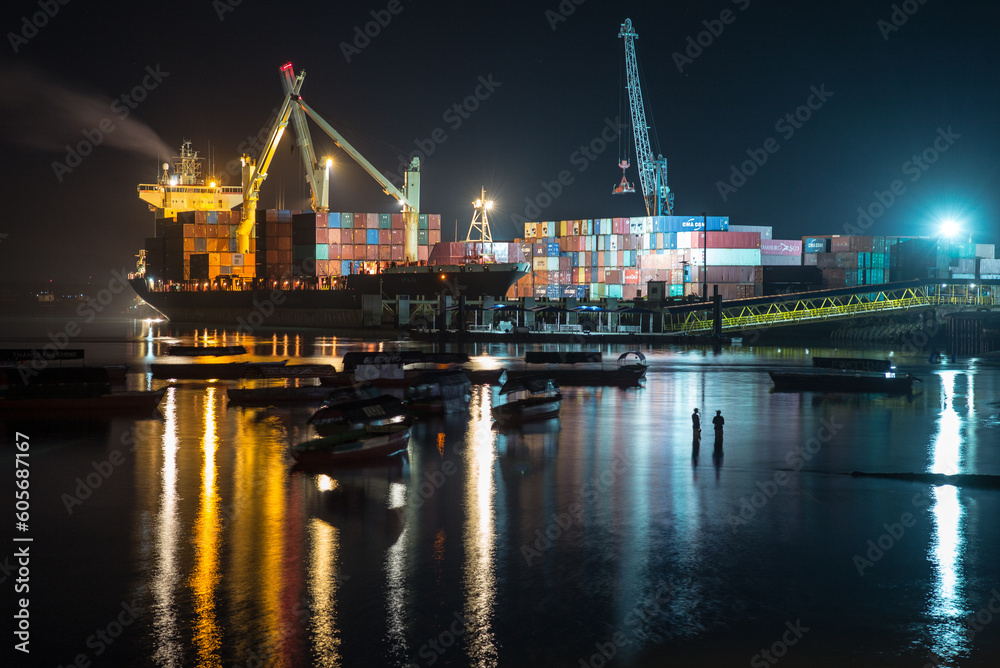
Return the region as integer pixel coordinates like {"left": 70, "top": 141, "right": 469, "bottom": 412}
{"left": 281, "top": 62, "right": 293, "bottom": 71}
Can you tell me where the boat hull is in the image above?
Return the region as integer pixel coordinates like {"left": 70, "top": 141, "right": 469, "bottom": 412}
{"left": 0, "top": 389, "right": 166, "bottom": 419}
{"left": 492, "top": 394, "right": 562, "bottom": 424}
{"left": 506, "top": 366, "right": 646, "bottom": 387}
{"left": 769, "top": 371, "right": 914, "bottom": 393}
{"left": 291, "top": 425, "right": 410, "bottom": 466}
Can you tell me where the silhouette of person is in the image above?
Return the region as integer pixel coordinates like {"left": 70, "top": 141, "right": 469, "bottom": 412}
{"left": 692, "top": 408, "right": 701, "bottom": 436}
{"left": 712, "top": 410, "right": 725, "bottom": 452}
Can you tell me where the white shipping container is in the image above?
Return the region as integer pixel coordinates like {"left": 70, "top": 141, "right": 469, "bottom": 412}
{"left": 975, "top": 244, "right": 995, "bottom": 259}
{"left": 762, "top": 254, "right": 803, "bottom": 266}
{"left": 979, "top": 258, "right": 1000, "bottom": 273}
{"left": 706, "top": 248, "right": 762, "bottom": 266}
{"left": 677, "top": 231, "right": 692, "bottom": 249}
{"left": 547, "top": 257, "right": 559, "bottom": 271}
{"left": 609, "top": 236, "right": 618, "bottom": 251}
{"left": 729, "top": 224, "right": 773, "bottom": 240}
{"left": 804, "top": 253, "right": 818, "bottom": 266}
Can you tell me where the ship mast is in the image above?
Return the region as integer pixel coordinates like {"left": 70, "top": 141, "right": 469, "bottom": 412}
{"left": 465, "top": 187, "right": 493, "bottom": 243}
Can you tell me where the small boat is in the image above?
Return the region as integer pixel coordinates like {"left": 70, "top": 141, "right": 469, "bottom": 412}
{"left": 244, "top": 363, "right": 339, "bottom": 379}
{"left": 226, "top": 385, "right": 337, "bottom": 406}
{"left": 506, "top": 350, "right": 647, "bottom": 387}
{"left": 291, "top": 423, "right": 411, "bottom": 466}
{"left": 322, "top": 351, "right": 499, "bottom": 388}
{"left": 491, "top": 376, "right": 562, "bottom": 425}
{"left": 103, "top": 364, "right": 131, "bottom": 384}
{"left": 151, "top": 360, "right": 287, "bottom": 380}
{"left": 811, "top": 356, "right": 893, "bottom": 372}
{"left": 308, "top": 388, "right": 410, "bottom": 436}
{"left": 167, "top": 344, "right": 247, "bottom": 357}
{"left": 769, "top": 370, "right": 917, "bottom": 393}
{"left": 406, "top": 369, "right": 472, "bottom": 414}
{"left": 0, "top": 366, "right": 164, "bottom": 419}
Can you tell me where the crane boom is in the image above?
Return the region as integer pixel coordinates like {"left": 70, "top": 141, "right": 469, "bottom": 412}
{"left": 619, "top": 18, "right": 673, "bottom": 216}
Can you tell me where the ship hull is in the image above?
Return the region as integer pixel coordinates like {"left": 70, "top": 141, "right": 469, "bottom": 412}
{"left": 129, "top": 262, "right": 528, "bottom": 328}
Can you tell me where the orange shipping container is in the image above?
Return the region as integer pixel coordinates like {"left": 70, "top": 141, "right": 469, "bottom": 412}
{"left": 366, "top": 245, "right": 378, "bottom": 260}
{"left": 378, "top": 245, "right": 391, "bottom": 261}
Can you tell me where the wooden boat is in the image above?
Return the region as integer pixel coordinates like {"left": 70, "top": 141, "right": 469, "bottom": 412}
{"left": 811, "top": 356, "right": 893, "bottom": 372}
{"left": 0, "top": 366, "right": 164, "bottom": 419}
{"left": 291, "top": 423, "right": 411, "bottom": 466}
{"left": 308, "top": 390, "right": 410, "bottom": 436}
{"left": 167, "top": 344, "right": 247, "bottom": 357}
{"left": 769, "top": 370, "right": 917, "bottom": 393}
{"left": 506, "top": 351, "right": 647, "bottom": 387}
{"left": 150, "top": 360, "right": 287, "bottom": 380}
{"left": 406, "top": 370, "right": 472, "bottom": 415}
{"left": 226, "top": 385, "right": 337, "bottom": 406}
{"left": 491, "top": 376, "right": 561, "bottom": 425}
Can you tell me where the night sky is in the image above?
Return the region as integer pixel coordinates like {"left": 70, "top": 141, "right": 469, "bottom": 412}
{"left": 1, "top": 0, "right": 997, "bottom": 284}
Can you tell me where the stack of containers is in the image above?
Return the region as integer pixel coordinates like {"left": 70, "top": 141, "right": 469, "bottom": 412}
{"left": 152, "top": 209, "right": 256, "bottom": 282}
{"left": 806, "top": 235, "right": 907, "bottom": 287}
{"left": 511, "top": 215, "right": 732, "bottom": 300}
{"left": 255, "top": 209, "right": 294, "bottom": 280}
{"left": 279, "top": 211, "right": 442, "bottom": 280}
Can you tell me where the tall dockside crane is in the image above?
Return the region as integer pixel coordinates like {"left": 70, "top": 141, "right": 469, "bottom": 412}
{"left": 240, "top": 63, "right": 422, "bottom": 262}
{"left": 618, "top": 18, "right": 674, "bottom": 216}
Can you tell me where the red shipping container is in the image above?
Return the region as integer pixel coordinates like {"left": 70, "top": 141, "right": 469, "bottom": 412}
{"left": 378, "top": 229, "right": 391, "bottom": 244}
{"left": 316, "top": 228, "right": 328, "bottom": 244}
{"left": 315, "top": 212, "right": 328, "bottom": 228}
{"left": 429, "top": 229, "right": 441, "bottom": 245}
{"left": 378, "top": 245, "right": 391, "bottom": 261}
{"left": 327, "top": 229, "right": 340, "bottom": 245}
{"left": 194, "top": 224, "right": 207, "bottom": 238}
{"left": 391, "top": 245, "right": 404, "bottom": 261}
{"left": 195, "top": 210, "right": 208, "bottom": 224}
{"left": 390, "top": 229, "right": 404, "bottom": 245}
{"left": 366, "top": 213, "right": 379, "bottom": 229}
{"left": 761, "top": 239, "right": 802, "bottom": 255}
{"left": 327, "top": 244, "right": 341, "bottom": 261}
{"left": 418, "top": 246, "right": 429, "bottom": 262}
{"left": 277, "top": 237, "right": 291, "bottom": 251}
{"left": 366, "top": 244, "right": 378, "bottom": 260}
{"left": 277, "top": 222, "right": 292, "bottom": 236}
{"left": 342, "top": 245, "right": 353, "bottom": 260}
{"left": 428, "top": 214, "right": 441, "bottom": 230}
{"left": 624, "top": 269, "right": 639, "bottom": 284}
{"left": 391, "top": 214, "right": 404, "bottom": 229}
{"left": 315, "top": 260, "right": 328, "bottom": 276}
{"left": 353, "top": 229, "right": 366, "bottom": 245}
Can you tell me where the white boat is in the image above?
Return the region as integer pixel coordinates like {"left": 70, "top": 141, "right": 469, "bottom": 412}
{"left": 491, "top": 376, "right": 562, "bottom": 425}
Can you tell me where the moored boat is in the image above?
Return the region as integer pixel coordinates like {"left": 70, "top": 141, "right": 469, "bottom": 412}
{"left": 811, "top": 356, "right": 893, "bottom": 372}
{"left": 491, "top": 376, "right": 562, "bottom": 425}
{"left": 769, "top": 370, "right": 917, "bottom": 393}
{"left": 226, "top": 385, "right": 337, "bottom": 406}
{"left": 151, "top": 360, "right": 287, "bottom": 380}
{"left": 291, "top": 423, "right": 411, "bottom": 466}
{"left": 0, "top": 366, "right": 165, "bottom": 419}
{"left": 168, "top": 345, "right": 247, "bottom": 357}
{"left": 506, "top": 350, "right": 647, "bottom": 387}
{"left": 308, "top": 389, "right": 410, "bottom": 436}
{"left": 405, "top": 369, "right": 472, "bottom": 415}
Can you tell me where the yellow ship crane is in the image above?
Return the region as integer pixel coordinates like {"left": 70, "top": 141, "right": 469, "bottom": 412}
{"left": 240, "top": 63, "right": 422, "bottom": 262}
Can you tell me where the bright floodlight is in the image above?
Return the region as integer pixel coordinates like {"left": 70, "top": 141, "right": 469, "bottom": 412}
{"left": 474, "top": 199, "right": 483, "bottom": 208}
{"left": 939, "top": 219, "right": 960, "bottom": 238}
{"left": 485, "top": 200, "right": 494, "bottom": 209}
{"left": 209, "top": 181, "right": 216, "bottom": 188}
{"left": 325, "top": 157, "right": 333, "bottom": 168}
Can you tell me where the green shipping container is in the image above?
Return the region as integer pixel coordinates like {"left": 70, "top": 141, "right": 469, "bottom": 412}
{"left": 341, "top": 213, "right": 353, "bottom": 229}
{"left": 417, "top": 229, "right": 429, "bottom": 245}
{"left": 668, "top": 284, "right": 684, "bottom": 297}
{"left": 418, "top": 214, "right": 429, "bottom": 230}
{"left": 379, "top": 213, "right": 391, "bottom": 229}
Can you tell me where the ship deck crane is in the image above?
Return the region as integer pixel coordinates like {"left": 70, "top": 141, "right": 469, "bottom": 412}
{"left": 239, "top": 63, "right": 421, "bottom": 262}
{"left": 618, "top": 18, "right": 674, "bottom": 216}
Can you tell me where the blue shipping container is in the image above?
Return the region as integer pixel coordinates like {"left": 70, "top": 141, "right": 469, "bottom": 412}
{"left": 341, "top": 261, "right": 352, "bottom": 275}
{"left": 366, "top": 229, "right": 379, "bottom": 245}
{"left": 804, "top": 238, "right": 828, "bottom": 253}
{"left": 669, "top": 285, "right": 685, "bottom": 297}
{"left": 207, "top": 211, "right": 218, "bottom": 224}
{"left": 328, "top": 212, "right": 341, "bottom": 228}
{"left": 548, "top": 243, "right": 559, "bottom": 256}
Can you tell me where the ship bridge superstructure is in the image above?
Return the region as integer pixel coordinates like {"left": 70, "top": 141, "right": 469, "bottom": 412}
{"left": 138, "top": 140, "right": 243, "bottom": 218}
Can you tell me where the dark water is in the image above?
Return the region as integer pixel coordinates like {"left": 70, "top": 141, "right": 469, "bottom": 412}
{"left": 3, "top": 316, "right": 1000, "bottom": 667}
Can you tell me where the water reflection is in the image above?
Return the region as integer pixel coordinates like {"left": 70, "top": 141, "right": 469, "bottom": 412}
{"left": 152, "top": 386, "right": 183, "bottom": 667}
{"left": 190, "top": 386, "right": 223, "bottom": 667}
{"left": 925, "top": 371, "right": 970, "bottom": 663}
{"left": 308, "top": 518, "right": 342, "bottom": 666}
{"left": 462, "top": 386, "right": 499, "bottom": 667}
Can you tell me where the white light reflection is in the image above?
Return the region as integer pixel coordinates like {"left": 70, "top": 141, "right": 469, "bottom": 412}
{"left": 152, "top": 386, "right": 183, "bottom": 667}
{"left": 925, "top": 371, "right": 968, "bottom": 663}
{"left": 463, "top": 386, "right": 498, "bottom": 667}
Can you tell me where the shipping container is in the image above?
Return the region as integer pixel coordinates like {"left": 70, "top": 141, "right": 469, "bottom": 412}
{"left": 729, "top": 224, "right": 773, "bottom": 240}
{"left": 379, "top": 213, "right": 391, "bottom": 229}
{"left": 341, "top": 212, "right": 353, "bottom": 228}
{"left": 761, "top": 239, "right": 802, "bottom": 255}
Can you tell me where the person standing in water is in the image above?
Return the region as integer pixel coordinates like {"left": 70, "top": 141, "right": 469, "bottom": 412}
{"left": 712, "top": 410, "right": 725, "bottom": 452}
{"left": 692, "top": 408, "right": 701, "bottom": 437}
